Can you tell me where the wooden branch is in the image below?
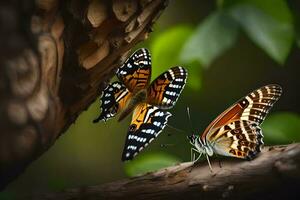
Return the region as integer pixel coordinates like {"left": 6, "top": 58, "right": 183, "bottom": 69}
{"left": 87, "top": 0, "right": 108, "bottom": 28}
{"left": 32, "top": 144, "right": 300, "bottom": 200}
{"left": 0, "top": 0, "right": 168, "bottom": 189}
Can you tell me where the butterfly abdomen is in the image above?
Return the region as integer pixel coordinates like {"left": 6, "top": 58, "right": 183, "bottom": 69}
{"left": 118, "top": 89, "right": 147, "bottom": 121}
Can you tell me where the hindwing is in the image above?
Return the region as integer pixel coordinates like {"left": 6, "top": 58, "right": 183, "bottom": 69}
{"left": 209, "top": 120, "right": 263, "bottom": 159}
{"left": 93, "top": 82, "right": 131, "bottom": 123}
{"left": 122, "top": 103, "right": 171, "bottom": 161}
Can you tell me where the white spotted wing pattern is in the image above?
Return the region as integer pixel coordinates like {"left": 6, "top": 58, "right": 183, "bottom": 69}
{"left": 116, "top": 48, "right": 151, "bottom": 93}
{"left": 93, "top": 82, "right": 130, "bottom": 123}
{"left": 94, "top": 48, "right": 188, "bottom": 161}
{"left": 122, "top": 103, "right": 171, "bottom": 160}
{"left": 148, "top": 67, "right": 188, "bottom": 109}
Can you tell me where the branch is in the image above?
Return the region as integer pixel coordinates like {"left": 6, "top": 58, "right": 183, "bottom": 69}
{"left": 32, "top": 143, "right": 300, "bottom": 200}
{"left": 0, "top": 0, "right": 168, "bottom": 189}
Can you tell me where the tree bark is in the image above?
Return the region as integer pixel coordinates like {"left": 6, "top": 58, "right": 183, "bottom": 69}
{"left": 0, "top": 0, "right": 168, "bottom": 189}
{"left": 31, "top": 143, "right": 300, "bottom": 200}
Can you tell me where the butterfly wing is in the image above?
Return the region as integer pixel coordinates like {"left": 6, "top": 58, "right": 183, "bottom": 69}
{"left": 122, "top": 103, "right": 171, "bottom": 161}
{"left": 147, "top": 66, "right": 187, "bottom": 109}
{"left": 209, "top": 120, "right": 263, "bottom": 160}
{"left": 238, "top": 84, "right": 282, "bottom": 124}
{"left": 93, "top": 82, "right": 132, "bottom": 123}
{"left": 202, "top": 84, "right": 282, "bottom": 159}
{"left": 116, "top": 48, "right": 151, "bottom": 93}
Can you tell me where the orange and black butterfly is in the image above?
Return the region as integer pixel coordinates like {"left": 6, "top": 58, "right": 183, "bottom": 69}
{"left": 188, "top": 84, "right": 282, "bottom": 170}
{"left": 93, "top": 48, "right": 188, "bottom": 161}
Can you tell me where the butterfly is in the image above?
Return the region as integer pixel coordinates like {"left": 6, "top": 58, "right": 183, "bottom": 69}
{"left": 93, "top": 48, "right": 188, "bottom": 161}
{"left": 187, "top": 84, "right": 282, "bottom": 171}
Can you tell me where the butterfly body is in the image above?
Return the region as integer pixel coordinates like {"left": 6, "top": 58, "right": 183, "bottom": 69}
{"left": 188, "top": 84, "right": 282, "bottom": 170}
{"left": 118, "top": 89, "right": 147, "bottom": 121}
{"left": 189, "top": 135, "right": 214, "bottom": 156}
{"left": 94, "top": 48, "right": 188, "bottom": 161}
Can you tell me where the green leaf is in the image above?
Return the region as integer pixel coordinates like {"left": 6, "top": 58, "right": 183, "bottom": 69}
{"left": 245, "top": 0, "right": 292, "bottom": 23}
{"left": 229, "top": 4, "right": 294, "bottom": 64}
{"left": 150, "top": 25, "right": 194, "bottom": 79}
{"left": 124, "top": 153, "right": 180, "bottom": 177}
{"left": 187, "top": 61, "right": 202, "bottom": 91}
{"left": 180, "top": 11, "right": 238, "bottom": 67}
{"left": 150, "top": 25, "right": 202, "bottom": 90}
{"left": 262, "top": 112, "right": 300, "bottom": 144}
{"left": 222, "top": 0, "right": 293, "bottom": 23}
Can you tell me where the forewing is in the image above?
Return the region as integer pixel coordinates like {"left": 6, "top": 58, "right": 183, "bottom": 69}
{"left": 237, "top": 84, "right": 282, "bottom": 124}
{"left": 122, "top": 103, "right": 171, "bottom": 161}
{"left": 147, "top": 66, "right": 187, "bottom": 109}
{"left": 116, "top": 48, "right": 151, "bottom": 92}
{"left": 209, "top": 120, "right": 263, "bottom": 160}
{"left": 93, "top": 82, "right": 131, "bottom": 123}
{"left": 202, "top": 84, "right": 282, "bottom": 141}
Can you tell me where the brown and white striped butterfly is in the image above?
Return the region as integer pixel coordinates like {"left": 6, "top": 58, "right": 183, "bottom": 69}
{"left": 93, "top": 48, "right": 188, "bottom": 161}
{"left": 188, "top": 84, "right": 282, "bottom": 171}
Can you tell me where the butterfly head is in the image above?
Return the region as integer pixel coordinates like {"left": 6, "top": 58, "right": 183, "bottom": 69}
{"left": 187, "top": 134, "right": 213, "bottom": 156}
{"left": 188, "top": 134, "right": 204, "bottom": 151}
{"left": 187, "top": 134, "right": 197, "bottom": 145}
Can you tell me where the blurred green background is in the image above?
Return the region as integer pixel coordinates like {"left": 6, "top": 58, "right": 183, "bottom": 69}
{"left": 2, "top": 0, "right": 300, "bottom": 198}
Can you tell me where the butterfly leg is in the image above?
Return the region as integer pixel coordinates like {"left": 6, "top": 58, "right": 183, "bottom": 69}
{"left": 189, "top": 149, "right": 201, "bottom": 173}
{"left": 190, "top": 148, "right": 198, "bottom": 162}
{"left": 194, "top": 152, "right": 203, "bottom": 163}
{"left": 206, "top": 154, "right": 213, "bottom": 173}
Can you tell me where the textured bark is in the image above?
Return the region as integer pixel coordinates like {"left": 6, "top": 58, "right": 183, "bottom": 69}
{"left": 31, "top": 144, "right": 300, "bottom": 200}
{"left": 0, "top": 0, "right": 168, "bottom": 189}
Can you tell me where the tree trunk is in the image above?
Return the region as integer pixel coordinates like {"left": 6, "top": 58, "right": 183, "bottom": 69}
{"left": 31, "top": 143, "right": 300, "bottom": 200}
{"left": 0, "top": 0, "right": 168, "bottom": 190}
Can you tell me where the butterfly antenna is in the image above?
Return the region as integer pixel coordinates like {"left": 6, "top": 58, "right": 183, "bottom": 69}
{"left": 166, "top": 124, "right": 185, "bottom": 134}
{"left": 186, "top": 106, "right": 195, "bottom": 134}
{"left": 206, "top": 154, "right": 213, "bottom": 173}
